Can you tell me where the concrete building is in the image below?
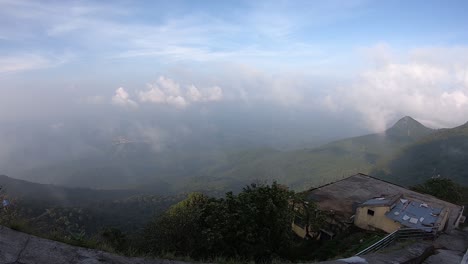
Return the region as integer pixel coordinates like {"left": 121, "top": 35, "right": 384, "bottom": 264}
{"left": 354, "top": 195, "right": 450, "bottom": 233}
{"left": 292, "top": 173, "right": 464, "bottom": 238}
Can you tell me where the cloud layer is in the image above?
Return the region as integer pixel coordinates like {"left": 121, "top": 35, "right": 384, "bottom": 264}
{"left": 112, "top": 87, "right": 138, "bottom": 108}
{"left": 111, "top": 76, "right": 224, "bottom": 109}
{"left": 326, "top": 45, "right": 468, "bottom": 131}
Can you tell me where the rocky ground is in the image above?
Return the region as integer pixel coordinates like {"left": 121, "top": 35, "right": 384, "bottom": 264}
{"left": 318, "top": 229, "right": 468, "bottom": 264}
{"left": 1, "top": 225, "right": 467, "bottom": 264}
{"left": 0, "top": 226, "right": 191, "bottom": 264}
{"left": 423, "top": 230, "right": 468, "bottom": 264}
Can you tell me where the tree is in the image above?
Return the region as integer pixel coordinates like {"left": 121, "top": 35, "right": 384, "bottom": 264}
{"left": 291, "top": 193, "right": 325, "bottom": 239}
{"left": 144, "top": 182, "right": 297, "bottom": 262}
{"left": 411, "top": 178, "right": 462, "bottom": 204}
{"left": 144, "top": 192, "right": 210, "bottom": 257}
{"left": 224, "top": 182, "right": 295, "bottom": 261}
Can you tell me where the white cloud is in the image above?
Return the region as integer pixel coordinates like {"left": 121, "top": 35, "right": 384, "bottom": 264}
{"left": 208, "top": 65, "right": 311, "bottom": 106}
{"left": 204, "top": 86, "right": 223, "bottom": 101}
{"left": 186, "top": 85, "right": 203, "bottom": 102}
{"left": 321, "top": 95, "right": 340, "bottom": 112}
{"left": 112, "top": 87, "right": 138, "bottom": 108}
{"left": 329, "top": 45, "right": 468, "bottom": 131}
{"left": 361, "top": 42, "right": 393, "bottom": 67}
{"left": 138, "top": 76, "right": 223, "bottom": 108}
{"left": 0, "top": 54, "right": 53, "bottom": 73}
{"left": 138, "top": 85, "right": 165, "bottom": 103}
{"left": 166, "top": 95, "right": 188, "bottom": 108}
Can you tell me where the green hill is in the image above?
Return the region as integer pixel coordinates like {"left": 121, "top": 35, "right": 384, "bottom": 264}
{"left": 200, "top": 116, "right": 435, "bottom": 191}
{"left": 9, "top": 116, "right": 448, "bottom": 193}
{"left": 375, "top": 121, "right": 468, "bottom": 186}
{"left": 0, "top": 175, "right": 183, "bottom": 233}
{"left": 0, "top": 174, "right": 142, "bottom": 207}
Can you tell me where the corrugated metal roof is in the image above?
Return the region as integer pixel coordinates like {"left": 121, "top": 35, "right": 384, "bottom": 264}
{"left": 385, "top": 199, "right": 443, "bottom": 229}
{"left": 361, "top": 197, "right": 390, "bottom": 206}
{"left": 360, "top": 195, "right": 401, "bottom": 207}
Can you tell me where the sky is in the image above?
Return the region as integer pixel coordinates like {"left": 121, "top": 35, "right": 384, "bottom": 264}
{"left": 1, "top": 0, "right": 468, "bottom": 172}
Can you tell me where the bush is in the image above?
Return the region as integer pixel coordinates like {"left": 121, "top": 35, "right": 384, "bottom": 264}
{"left": 411, "top": 178, "right": 462, "bottom": 204}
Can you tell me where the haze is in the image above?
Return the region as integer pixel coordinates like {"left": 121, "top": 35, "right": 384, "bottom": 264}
{"left": 1, "top": 0, "right": 468, "bottom": 188}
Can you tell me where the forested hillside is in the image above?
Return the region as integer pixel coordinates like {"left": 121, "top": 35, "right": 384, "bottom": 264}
{"left": 375, "top": 122, "right": 468, "bottom": 186}
{"left": 10, "top": 116, "right": 439, "bottom": 193}
{"left": 201, "top": 116, "right": 435, "bottom": 190}
{"left": 0, "top": 175, "right": 184, "bottom": 234}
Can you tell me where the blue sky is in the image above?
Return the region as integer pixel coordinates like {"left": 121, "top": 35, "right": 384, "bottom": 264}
{"left": 2, "top": 0, "right": 467, "bottom": 72}
{"left": 1, "top": 0, "right": 468, "bottom": 132}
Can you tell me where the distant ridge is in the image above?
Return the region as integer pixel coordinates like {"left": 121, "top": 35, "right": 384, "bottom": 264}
{"left": 8, "top": 115, "right": 461, "bottom": 194}
{"left": 0, "top": 174, "right": 141, "bottom": 207}
{"left": 197, "top": 116, "right": 439, "bottom": 191}
{"left": 376, "top": 117, "right": 468, "bottom": 186}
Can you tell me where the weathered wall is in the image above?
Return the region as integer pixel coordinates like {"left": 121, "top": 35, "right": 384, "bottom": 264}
{"left": 437, "top": 208, "right": 450, "bottom": 232}
{"left": 354, "top": 205, "right": 401, "bottom": 233}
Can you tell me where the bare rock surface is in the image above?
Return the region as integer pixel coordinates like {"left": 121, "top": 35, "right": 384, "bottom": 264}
{"left": 423, "top": 249, "right": 463, "bottom": 264}
{"left": 433, "top": 229, "right": 468, "bottom": 252}
{"left": 309, "top": 242, "right": 433, "bottom": 264}
{"left": 423, "top": 230, "right": 468, "bottom": 264}
{"left": 2, "top": 224, "right": 468, "bottom": 264}
{"left": 0, "top": 226, "right": 193, "bottom": 264}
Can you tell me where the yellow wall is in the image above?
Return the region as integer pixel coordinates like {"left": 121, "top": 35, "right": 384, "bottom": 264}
{"left": 292, "top": 222, "right": 307, "bottom": 238}
{"left": 354, "top": 206, "right": 401, "bottom": 233}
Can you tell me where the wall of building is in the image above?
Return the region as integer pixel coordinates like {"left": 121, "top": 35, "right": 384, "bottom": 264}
{"left": 292, "top": 221, "right": 307, "bottom": 238}
{"left": 354, "top": 206, "right": 401, "bottom": 233}
{"left": 437, "top": 208, "right": 450, "bottom": 232}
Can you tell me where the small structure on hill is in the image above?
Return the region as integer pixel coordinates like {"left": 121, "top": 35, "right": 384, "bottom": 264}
{"left": 354, "top": 195, "right": 450, "bottom": 233}
{"left": 292, "top": 173, "right": 464, "bottom": 239}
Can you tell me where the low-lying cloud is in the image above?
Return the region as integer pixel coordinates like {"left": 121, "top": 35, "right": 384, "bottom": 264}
{"left": 326, "top": 45, "right": 468, "bottom": 131}
{"left": 113, "top": 76, "right": 224, "bottom": 109}
{"left": 112, "top": 87, "right": 138, "bottom": 108}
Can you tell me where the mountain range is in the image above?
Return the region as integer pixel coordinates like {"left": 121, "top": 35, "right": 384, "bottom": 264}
{"left": 2, "top": 115, "right": 467, "bottom": 236}
{"left": 4, "top": 116, "right": 466, "bottom": 195}
{"left": 376, "top": 120, "right": 468, "bottom": 186}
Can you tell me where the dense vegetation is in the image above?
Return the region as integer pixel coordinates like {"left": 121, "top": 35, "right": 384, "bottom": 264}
{"left": 143, "top": 183, "right": 296, "bottom": 262}
{"left": 6, "top": 175, "right": 460, "bottom": 262}
{"left": 2, "top": 180, "right": 376, "bottom": 263}
{"left": 0, "top": 178, "right": 184, "bottom": 243}
{"left": 411, "top": 178, "right": 463, "bottom": 204}
{"left": 376, "top": 122, "right": 468, "bottom": 187}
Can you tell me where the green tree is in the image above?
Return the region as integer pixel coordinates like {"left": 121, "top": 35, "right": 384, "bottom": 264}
{"left": 144, "top": 192, "right": 210, "bottom": 257}
{"left": 411, "top": 178, "right": 462, "bottom": 204}
{"left": 144, "top": 182, "right": 297, "bottom": 262}
{"left": 223, "top": 182, "right": 295, "bottom": 261}
{"left": 292, "top": 193, "right": 325, "bottom": 239}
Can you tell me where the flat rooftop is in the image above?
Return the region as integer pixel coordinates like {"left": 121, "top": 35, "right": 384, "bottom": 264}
{"left": 305, "top": 173, "right": 462, "bottom": 231}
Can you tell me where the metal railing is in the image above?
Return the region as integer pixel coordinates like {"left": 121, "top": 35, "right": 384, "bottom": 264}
{"left": 355, "top": 227, "right": 437, "bottom": 256}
